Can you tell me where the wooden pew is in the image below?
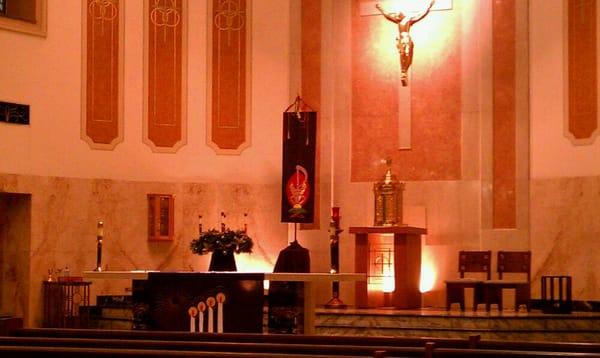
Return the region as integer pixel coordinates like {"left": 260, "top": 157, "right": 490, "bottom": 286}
{"left": 0, "top": 336, "right": 426, "bottom": 357}
{"left": 0, "top": 346, "right": 375, "bottom": 357}
{"left": 13, "top": 328, "right": 600, "bottom": 354}
{"left": 1, "top": 338, "right": 599, "bottom": 358}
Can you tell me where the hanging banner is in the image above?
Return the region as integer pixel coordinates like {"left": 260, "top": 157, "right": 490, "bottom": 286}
{"left": 281, "top": 111, "right": 317, "bottom": 223}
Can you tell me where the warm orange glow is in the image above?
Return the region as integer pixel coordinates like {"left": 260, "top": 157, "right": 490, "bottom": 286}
{"left": 382, "top": 266, "right": 395, "bottom": 293}
{"left": 366, "top": 234, "right": 395, "bottom": 293}
{"left": 233, "top": 255, "right": 274, "bottom": 290}
{"left": 419, "top": 251, "right": 437, "bottom": 293}
{"left": 234, "top": 254, "right": 273, "bottom": 273}
{"left": 371, "top": 0, "right": 452, "bottom": 78}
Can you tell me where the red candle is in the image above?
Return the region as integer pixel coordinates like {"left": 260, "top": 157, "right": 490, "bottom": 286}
{"left": 332, "top": 207, "right": 340, "bottom": 226}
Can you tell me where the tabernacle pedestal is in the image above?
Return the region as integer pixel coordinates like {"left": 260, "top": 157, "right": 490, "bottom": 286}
{"left": 350, "top": 226, "right": 426, "bottom": 309}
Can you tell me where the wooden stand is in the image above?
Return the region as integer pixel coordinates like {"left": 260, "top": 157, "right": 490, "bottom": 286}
{"left": 350, "top": 226, "right": 426, "bottom": 309}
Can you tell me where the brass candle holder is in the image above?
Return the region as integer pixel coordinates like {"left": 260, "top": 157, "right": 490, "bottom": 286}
{"left": 325, "top": 207, "right": 346, "bottom": 309}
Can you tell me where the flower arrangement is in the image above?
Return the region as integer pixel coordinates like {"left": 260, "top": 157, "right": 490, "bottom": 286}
{"left": 190, "top": 228, "right": 254, "bottom": 255}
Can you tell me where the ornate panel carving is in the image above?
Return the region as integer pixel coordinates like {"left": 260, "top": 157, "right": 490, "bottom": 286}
{"left": 207, "top": 0, "right": 251, "bottom": 154}
{"left": 565, "top": 0, "right": 598, "bottom": 144}
{"left": 144, "top": 0, "right": 187, "bottom": 152}
{"left": 81, "top": 0, "right": 123, "bottom": 150}
{"left": 492, "top": 0, "right": 517, "bottom": 229}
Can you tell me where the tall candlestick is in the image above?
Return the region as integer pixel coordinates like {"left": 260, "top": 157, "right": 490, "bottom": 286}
{"left": 95, "top": 221, "right": 104, "bottom": 272}
{"left": 243, "top": 213, "right": 248, "bottom": 233}
{"left": 198, "top": 215, "right": 203, "bottom": 234}
{"left": 325, "top": 208, "right": 346, "bottom": 308}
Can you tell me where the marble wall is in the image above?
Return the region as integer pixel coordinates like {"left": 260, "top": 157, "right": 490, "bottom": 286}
{"left": 530, "top": 176, "right": 600, "bottom": 300}
{"left": 0, "top": 173, "right": 289, "bottom": 326}
{"left": 0, "top": 193, "right": 30, "bottom": 321}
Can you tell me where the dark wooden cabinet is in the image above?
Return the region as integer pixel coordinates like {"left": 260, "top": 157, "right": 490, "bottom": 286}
{"left": 42, "top": 281, "right": 90, "bottom": 328}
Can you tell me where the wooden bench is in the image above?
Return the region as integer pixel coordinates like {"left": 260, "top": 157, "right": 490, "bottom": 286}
{"left": 11, "top": 328, "right": 600, "bottom": 354}
{"left": 0, "top": 336, "right": 427, "bottom": 357}
{"left": 1, "top": 338, "right": 599, "bottom": 358}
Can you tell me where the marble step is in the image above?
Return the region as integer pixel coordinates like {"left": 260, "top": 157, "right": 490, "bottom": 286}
{"left": 315, "top": 309, "right": 600, "bottom": 342}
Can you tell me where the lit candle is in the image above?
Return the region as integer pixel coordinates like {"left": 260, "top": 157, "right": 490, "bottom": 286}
{"left": 206, "top": 297, "right": 216, "bottom": 333}
{"left": 332, "top": 207, "right": 340, "bottom": 227}
{"left": 216, "top": 293, "right": 225, "bottom": 333}
{"left": 97, "top": 221, "right": 104, "bottom": 238}
{"left": 188, "top": 307, "right": 198, "bottom": 332}
{"left": 197, "top": 302, "right": 206, "bottom": 333}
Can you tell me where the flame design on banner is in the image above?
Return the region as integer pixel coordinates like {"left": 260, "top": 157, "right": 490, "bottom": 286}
{"left": 281, "top": 111, "right": 316, "bottom": 223}
{"left": 286, "top": 165, "right": 311, "bottom": 217}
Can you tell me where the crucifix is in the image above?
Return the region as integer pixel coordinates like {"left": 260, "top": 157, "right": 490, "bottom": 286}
{"left": 371, "top": 0, "right": 438, "bottom": 149}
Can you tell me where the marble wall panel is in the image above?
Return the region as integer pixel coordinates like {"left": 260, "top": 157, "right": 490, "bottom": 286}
{"left": 0, "top": 173, "right": 287, "bottom": 327}
{"left": 0, "top": 194, "right": 30, "bottom": 322}
{"left": 530, "top": 176, "right": 600, "bottom": 300}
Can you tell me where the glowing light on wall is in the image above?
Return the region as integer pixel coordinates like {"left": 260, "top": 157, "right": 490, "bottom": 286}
{"left": 231, "top": 254, "right": 274, "bottom": 290}
{"left": 368, "top": 0, "right": 453, "bottom": 78}
{"left": 419, "top": 250, "right": 437, "bottom": 293}
{"left": 367, "top": 234, "right": 395, "bottom": 293}
{"left": 382, "top": 264, "right": 395, "bottom": 293}
{"left": 234, "top": 254, "right": 273, "bottom": 273}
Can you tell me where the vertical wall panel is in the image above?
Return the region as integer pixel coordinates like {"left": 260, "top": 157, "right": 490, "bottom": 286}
{"left": 351, "top": 0, "right": 461, "bottom": 182}
{"left": 566, "top": 0, "right": 598, "bottom": 142}
{"left": 492, "top": 0, "right": 516, "bottom": 228}
{"left": 81, "top": 0, "right": 123, "bottom": 149}
{"left": 144, "top": 0, "right": 187, "bottom": 152}
{"left": 207, "top": 0, "right": 251, "bottom": 153}
{"left": 300, "top": 0, "right": 321, "bottom": 228}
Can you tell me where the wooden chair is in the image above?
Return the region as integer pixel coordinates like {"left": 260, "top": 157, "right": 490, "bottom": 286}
{"left": 483, "top": 251, "right": 531, "bottom": 311}
{"left": 445, "top": 250, "right": 491, "bottom": 311}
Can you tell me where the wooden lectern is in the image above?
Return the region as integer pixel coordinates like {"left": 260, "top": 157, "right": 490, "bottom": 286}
{"left": 350, "top": 226, "right": 427, "bottom": 309}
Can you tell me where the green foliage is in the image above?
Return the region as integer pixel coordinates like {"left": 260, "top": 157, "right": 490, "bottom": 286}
{"left": 190, "top": 228, "right": 253, "bottom": 255}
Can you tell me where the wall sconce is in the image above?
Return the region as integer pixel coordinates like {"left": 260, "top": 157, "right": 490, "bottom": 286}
{"left": 375, "top": 0, "right": 435, "bottom": 86}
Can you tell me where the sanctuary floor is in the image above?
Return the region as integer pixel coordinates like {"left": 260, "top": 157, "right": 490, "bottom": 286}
{"left": 315, "top": 307, "right": 600, "bottom": 342}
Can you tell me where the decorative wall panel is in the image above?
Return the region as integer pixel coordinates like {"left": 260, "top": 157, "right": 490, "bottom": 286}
{"left": 81, "top": 0, "right": 124, "bottom": 150}
{"left": 351, "top": 0, "right": 461, "bottom": 182}
{"left": 207, "top": 0, "right": 251, "bottom": 154}
{"left": 300, "top": 0, "right": 321, "bottom": 229}
{"left": 566, "top": 0, "right": 598, "bottom": 143}
{"left": 492, "top": 0, "right": 517, "bottom": 229}
{"left": 144, "top": 0, "right": 187, "bottom": 152}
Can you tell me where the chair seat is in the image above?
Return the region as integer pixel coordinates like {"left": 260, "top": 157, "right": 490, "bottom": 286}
{"left": 445, "top": 278, "right": 483, "bottom": 284}
{"left": 483, "top": 280, "right": 528, "bottom": 286}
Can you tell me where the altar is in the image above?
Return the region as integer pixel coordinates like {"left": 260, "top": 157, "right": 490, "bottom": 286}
{"left": 83, "top": 271, "right": 365, "bottom": 334}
